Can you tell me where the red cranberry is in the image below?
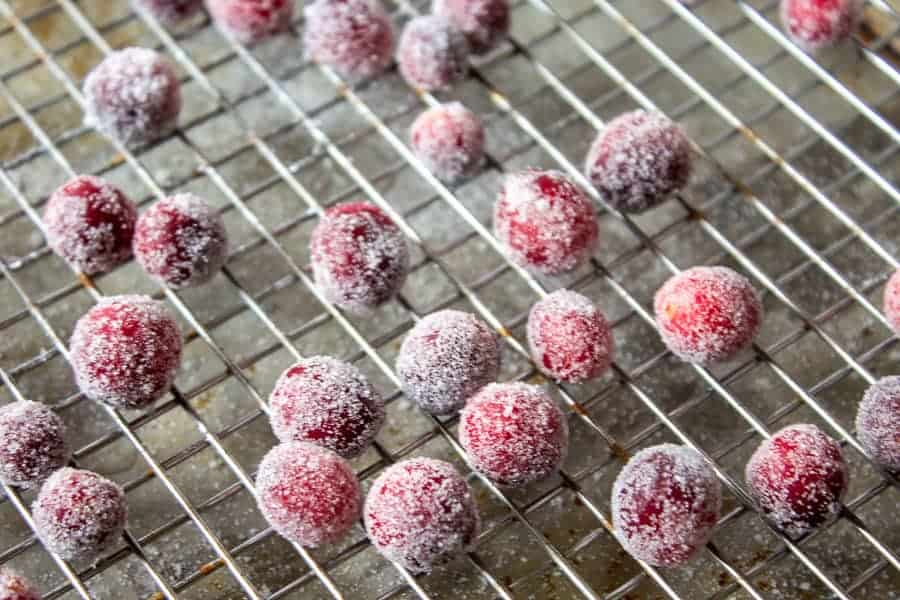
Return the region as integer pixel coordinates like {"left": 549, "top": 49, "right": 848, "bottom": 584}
{"left": 410, "top": 102, "right": 485, "bottom": 183}
{"left": 70, "top": 295, "right": 182, "bottom": 409}
{"left": 256, "top": 442, "right": 361, "bottom": 547}
{"left": 780, "top": 0, "right": 862, "bottom": 51}
{"left": 133, "top": 0, "right": 203, "bottom": 24}
{"left": 612, "top": 444, "right": 721, "bottom": 567}
{"left": 396, "top": 310, "right": 500, "bottom": 415}
{"left": 83, "top": 47, "right": 181, "bottom": 146}
{"left": 883, "top": 269, "right": 900, "bottom": 335}
{"left": 0, "top": 567, "right": 39, "bottom": 600}
{"left": 493, "top": 169, "right": 599, "bottom": 276}
{"left": 856, "top": 377, "right": 900, "bottom": 471}
{"left": 207, "top": 0, "right": 293, "bottom": 43}
{"left": 433, "top": 0, "right": 509, "bottom": 55}
{"left": 654, "top": 266, "right": 762, "bottom": 365}
{"left": 310, "top": 202, "right": 409, "bottom": 314}
{"left": 32, "top": 468, "right": 127, "bottom": 562}
{"left": 364, "top": 458, "right": 479, "bottom": 573}
{"left": 527, "top": 289, "right": 614, "bottom": 383}
{"left": 303, "top": 0, "right": 395, "bottom": 79}
{"left": 0, "top": 401, "right": 70, "bottom": 489}
{"left": 745, "top": 424, "right": 848, "bottom": 538}
{"left": 397, "top": 15, "right": 469, "bottom": 92}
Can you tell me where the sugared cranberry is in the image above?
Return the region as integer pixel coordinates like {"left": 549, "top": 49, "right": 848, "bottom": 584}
{"left": 745, "top": 424, "right": 848, "bottom": 538}
{"left": 303, "top": 0, "right": 395, "bottom": 80}
{"left": 134, "top": 194, "right": 228, "bottom": 289}
{"left": 460, "top": 383, "right": 568, "bottom": 486}
{"left": 410, "top": 102, "right": 485, "bottom": 183}
{"left": 527, "top": 289, "right": 614, "bottom": 383}
{"left": 883, "top": 269, "right": 900, "bottom": 335}
{"left": 207, "top": 0, "right": 294, "bottom": 43}
{"left": 364, "top": 458, "right": 479, "bottom": 573}
{"left": 397, "top": 16, "right": 469, "bottom": 92}
{"left": 0, "top": 567, "right": 39, "bottom": 600}
{"left": 584, "top": 110, "right": 692, "bottom": 214}
{"left": 133, "top": 0, "right": 203, "bottom": 24}
{"left": 856, "top": 377, "right": 900, "bottom": 471}
{"left": 256, "top": 442, "right": 361, "bottom": 547}
{"left": 396, "top": 310, "right": 500, "bottom": 415}
{"left": 83, "top": 47, "right": 181, "bottom": 146}
{"left": 310, "top": 202, "right": 409, "bottom": 314}
{"left": 0, "top": 401, "right": 70, "bottom": 489}
{"left": 433, "top": 0, "right": 509, "bottom": 55}
{"left": 32, "top": 467, "right": 127, "bottom": 562}
{"left": 70, "top": 295, "right": 182, "bottom": 409}
{"left": 494, "top": 169, "right": 599, "bottom": 276}
{"left": 612, "top": 444, "right": 721, "bottom": 567}
{"left": 654, "top": 266, "right": 762, "bottom": 365}
{"left": 780, "top": 0, "right": 862, "bottom": 51}
{"left": 268, "top": 356, "right": 385, "bottom": 458}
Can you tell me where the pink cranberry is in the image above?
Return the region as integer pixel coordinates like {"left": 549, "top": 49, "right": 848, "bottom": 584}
{"left": 133, "top": 0, "right": 203, "bottom": 24}
{"left": 207, "top": 0, "right": 293, "bottom": 43}
{"left": 654, "top": 266, "right": 763, "bottom": 365}
{"left": 303, "top": 0, "right": 395, "bottom": 80}
{"left": 83, "top": 47, "right": 181, "bottom": 146}
{"left": 433, "top": 0, "right": 509, "bottom": 55}
{"left": 0, "top": 401, "right": 70, "bottom": 489}
{"left": 364, "top": 458, "right": 479, "bottom": 573}
{"left": 856, "top": 377, "right": 900, "bottom": 471}
{"left": 410, "top": 102, "right": 485, "bottom": 183}
{"left": 781, "top": 0, "right": 862, "bottom": 51}
{"left": 494, "top": 169, "right": 599, "bottom": 276}
{"left": 397, "top": 15, "right": 469, "bottom": 92}
{"left": 883, "top": 269, "right": 900, "bottom": 335}
{"left": 32, "top": 467, "right": 127, "bottom": 562}
{"left": 70, "top": 295, "right": 182, "bottom": 409}
{"left": 0, "top": 567, "right": 39, "bottom": 600}
{"left": 612, "top": 444, "right": 721, "bottom": 567}
{"left": 527, "top": 289, "right": 614, "bottom": 383}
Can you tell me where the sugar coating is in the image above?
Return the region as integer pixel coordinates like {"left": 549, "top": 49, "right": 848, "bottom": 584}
{"left": 70, "top": 295, "right": 182, "bottom": 409}
{"left": 527, "top": 289, "right": 614, "bottom": 383}
{"left": 269, "top": 356, "right": 385, "bottom": 458}
{"left": 207, "top": 0, "right": 293, "bottom": 43}
{"left": 780, "top": 0, "right": 862, "bottom": 51}
{"left": 0, "top": 401, "right": 70, "bottom": 489}
{"left": 303, "top": 0, "right": 395, "bottom": 80}
{"left": 654, "top": 266, "right": 763, "bottom": 365}
{"left": 611, "top": 444, "right": 721, "bottom": 567}
{"left": 134, "top": 194, "right": 228, "bottom": 289}
{"left": 883, "top": 268, "right": 900, "bottom": 335}
{"left": 256, "top": 442, "right": 361, "bottom": 547}
{"left": 585, "top": 110, "right": 692, "bottom": 214}
{"left": 0, "top": 566, "right": 39, "bottom": 600}
{"left": 410, "top": 102, "right": 485, "bottom": 183}
{"left": 494, "top": 169, "right": 599, "bottom": 276}
{"left": 83, "top": 47, "right": 181, "bottom": 146}
{"left": 855, "top": 376, "right": 900, "bottom": 471}
{"left": 459, "top": 382, "right": 568, "bottom": 486}
{"left": 396, "top": 310, "right": 500, "bottom": 415}
{"left": 364, "top": 458, "right": 480, "bottom": 573}
{"left": 133, "top": 0, "right": 203, "bottom": 24}
{"left": 397, "top": 15, "right": 469, "bottom": 92}
{"left": 310, "top": 202, "right": 409, "bottom": 314}
{"left": 745, "top": 424, "right": 848, "bottom": 538}
{"left": 433, "top": 0, "right": 509, "bottom": 55}
{"left": 32, "top": 467, "right": 127, "bottom": 562}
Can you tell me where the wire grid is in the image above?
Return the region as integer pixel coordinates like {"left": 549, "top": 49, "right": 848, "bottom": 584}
{"left": 0, "top": 0, "right": 898, "bottom": 598}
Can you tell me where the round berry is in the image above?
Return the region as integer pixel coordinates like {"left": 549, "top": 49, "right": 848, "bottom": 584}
{"left": 883, "top": 268, "right": 900, "bottom": 335}
{"left": 83, "top": 47, "right": 181, "bottom": 146}
{"left": 410, "top": 102, "right": 485, "bottom": 183}
{"left": 745, "top": 424, "right": 848, "bottom": 538}
{"left": 0, "top": 567, "right": 39, "bottom": 600}
{"left": 364, "top": 458, "right": 479, "bottom": 573}
{"left": 527, "top": 289, "right": 614, "bottom": 383}
{"left": 780, "top": 0, "right": 862, "bottom": 51}
{"left": 855, "top": 376, "right": 900, "bottom": 471}
{"left": 256, "top": 442, "right": 361, "bottom": 547}
{"left": 133, "top": 0, "right": 203, "bottom": 24}
{"left": 310, "top": 202, "right": 409, "bottom": 314}
{"left": 303, "top": 0, "right": 395, "bottom": 80}
{"left": 494, "top": 169, "right": 599, "bottom": 276}
{"left": 134, "top": 194, "right": 228, "bottom": 289}
{"left": 612, "top": 444, "right": 721, "bottom": 567}
{"left": 207, "top": 0, "right": 294, "bottom": 43}
{"left": 32, "top": 467, "right": 127, "bottom": 562}
{"left": 269, "top": 356, "right": 385, "bottom": 458}
{"left": 584, "top": 110, "right": 692, "bottom": 214}
{"left": 397, "top": 15, "right": 469, "bottom": 92}
{"left": 433, "top": 0, "right": 509, "bottom": 55}
{"left": 396, "top": 310, "right": 500, "bottom": 416}
{"left": 70, "top": 295, "right": 182, "bottom": 409}
{"left": 0, "top": 401, "right": 70, "bottom": 489}
{"left": 654, "top": 266, "right": 763, "bottom": 365}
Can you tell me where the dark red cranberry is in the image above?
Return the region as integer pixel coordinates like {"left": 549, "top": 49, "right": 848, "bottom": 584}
{"left": 856, "top": 377, "right": 900, "bottom": 471}
{"left": 0, "top": 401, "right": 70, "bottom": 489}
{"left": 133, "top": 0, "right": 203, "bottom": 24}
{"left": 781, "top": 0, "right": 862, "bottom": 51}
{"left": 303, "top": 0, "right": 395, "bottom": 79}
{"left": 410, "top": 102, "right": 485, "bottom": 183}
{"left": 397, "top": 15, "right": 469, "bottom": 92}
{"left": 207, "top": 0, "right": 294, "bottom": 43}
{"left": 433, "top": 0, "right": 510, "bottom": 55}
{"left": 883, "top": 268, "right": 900, "bottom": 335}
{"left": 0, "top": 567, "right": 40, "bottom": 600}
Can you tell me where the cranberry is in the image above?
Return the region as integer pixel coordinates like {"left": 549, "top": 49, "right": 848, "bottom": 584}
{"left": 397, "top": 16, "right": 469, "bottom": 92}
{"left": 207, "top": 0, "right": 294, "bottom": 43}
{"left": 780, "top": 0, "right": 862, "bottom": 51}
{"left": 133, "top": 0, "right": 203, "bottom": 24}
{"left": 0, "top": 401, "right": 70, "bottom": 489}
{"left": 433, "top": 0, "right": 509, "bottom": 55}
{"left": 410, "top": 102, "right": 485, "bottom": 183}
{"left": 0, "top": 567, "right": 39, "bottom": 600}
{"left": 855, "top": 377, "right": 900, "bottom": 471}
{"left": 303, "top": 0, "right": 395, "bottom": 79}
{"left": 883, "top": 268, "right": 900, "bottom": 335}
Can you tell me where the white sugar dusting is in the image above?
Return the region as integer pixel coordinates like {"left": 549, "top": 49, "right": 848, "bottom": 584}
{"left": 0, "top": 400, "right": 70, "bottom": 488}
{"left": 781, "top": 0, "right": 862, "bottom": 50}
{"left": 856, "top": 377, "right": 900, "bottom": 470}
{"left": 411, "top": 102, "right": 485, "bottom": 183}
{"left": 397, "top": 15, "right": 469, "bottom": 92}
{"left": 0, "top": 566, "right": 39, "bottom": 600}
{"left": 432, "top": 0, "right": 510, "bottom": 55}
{"left": 303, "top": 0, "right": 395, "bottom": 79}
{"left": 207, "top": 0, "right": 293, "bottom": 43}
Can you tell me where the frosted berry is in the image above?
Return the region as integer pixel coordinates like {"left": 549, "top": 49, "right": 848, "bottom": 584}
{"left": 207, "top": 0, "right": 294, "bottom": 43}
{"left": 397, "top": 310, "right": 500, "bottom": 415}
{"left": 303, "top": 0, "right": 395, "bottom": 79}
{"left": 43, "top": 175, "right": 137, "bottom": 275}
{"left": 70, "top": 295, "right": 182, "bottom": 409}
{"left": 856, "top": 377, "right": 900, "bottom": 471}
{"left": 397, "top": 16, "right": 469, "bottom": 92}
{"left": 310, "top": 202, "right": 409, "bottom": 314}
{"left": 527, "top": 289, "right": 614, "bottom": 383}
{"left": 83, "top": 47, "right": 181, "bottom": 146}
{"left": 0, "top": 401, "right": 70, "bottom": 489}
{"left": 134, "top": 194, "right": 228, "bottom": 289}
{"left": 256, "top": 442, "right": 361, "bottom": 547}
{"left": 745, "top": 424, "right": 848, "bottom": 538}
{"left": 654, "top": 266, "right": 762, "bottom": 365}
{"left": 410, "top": 102, "right": 484, "bottom": 183}
{"left": 460, "top": 383, "right": 568, "bottom": 486}
{"left": 364, "top": 458, "right": 479, "bottom": 573}
{"left": 433, "top": 0, "right": 509, "bottom": 55}
{"left": 269, "top": 356, "right": 385, "bottom": 458}
{"left": 883, "top": 268, "right": 900, "bottom": 335}
{"left": 133, "top": 0, "right": 203, "bottom": 23}
{"left": 32, "top": 468, "right": 127, "bottom": 562}
{"left": 612, "top": 444, "right": 721, "bottom": 567}
{"left": 781, "top": 0, "right": 862, "bottom": 51}
{"left": 0, "top": 567, "right": 39, "bottom": 600}
{"left": 585, "top": 110, "right": 692, "bottom": 213}
{"left": 494, "top": 169, "right": 599, "bottom": 276}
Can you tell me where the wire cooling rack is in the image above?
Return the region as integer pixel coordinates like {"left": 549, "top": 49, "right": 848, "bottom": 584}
{"left": 0, "top": 0, "right": 899, "bottom": 598}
